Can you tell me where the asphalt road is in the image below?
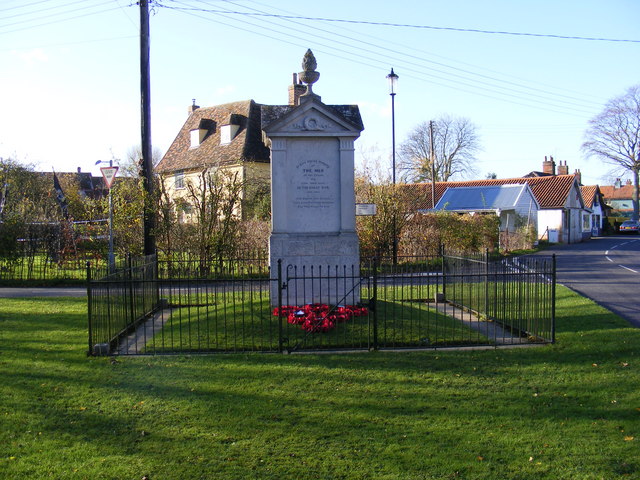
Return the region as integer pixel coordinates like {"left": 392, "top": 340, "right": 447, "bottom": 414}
{"left": 0, "top": 287, "right": 87, "bottom": 298}
{"left": 535, "top": 235, "right": 640, "bottom": 328}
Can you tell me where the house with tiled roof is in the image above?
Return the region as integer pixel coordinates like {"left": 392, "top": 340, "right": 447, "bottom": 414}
{"left": 401, "top": 160, "right": 587, "bottom": 243}
{"left": 600, "top": 179, "right": 637, "bottom": 219}
{"left": 42, "top": 168, "right": 106, "bottom": 201}
{"left": 156, "top": 99, "right": 271, "bottom": 221}
{"left": 580, "top": 185, "right": 608, "bottom": 235}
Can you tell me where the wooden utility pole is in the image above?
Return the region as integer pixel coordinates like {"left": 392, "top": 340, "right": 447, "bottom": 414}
{"left": 140, "top": 0, "right": 156, "bottom": 255}
{"left": 429, "top": 120, "right": 436, "bottom": 208}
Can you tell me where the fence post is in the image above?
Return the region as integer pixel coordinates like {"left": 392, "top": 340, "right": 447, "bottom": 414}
{"left": 484, "top": 248, "right": 489, "bottom": 319}
{"left": 371, "top": 256, "right": 378, "bottom": 351}
{"left": 551, "top": 254, "right": 556, "bottom": 343}
{"left": 128, "top": 253, "right": 135, "bottom": 325}
{"left": 86, "top": 261, "right": 93, "bottom": 356}
{"left": 154, "top": 249, "right": 160, "bottom": 308}
{"left": 277, "top": 259, "right": 284, "bottom": 353}
{"left": 440, "top": 244, "right": 446, "bottom": 300}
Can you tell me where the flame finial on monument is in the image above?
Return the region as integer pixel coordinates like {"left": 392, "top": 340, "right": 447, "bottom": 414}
{"left": 298, "top": 49, "right": 320, "bottom": 100}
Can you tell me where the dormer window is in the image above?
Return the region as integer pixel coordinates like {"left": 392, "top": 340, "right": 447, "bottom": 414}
{"left": 190, "top": 129, "right": 202, "bottom": 148}
{"left": 220, "top": 114, "right": 243, "bottom": 145}
{"left": 189, "top": 118, "right": 216, "bottom": 148}
{"left": 220, "top": 124, "right": 240, "bottom": 145}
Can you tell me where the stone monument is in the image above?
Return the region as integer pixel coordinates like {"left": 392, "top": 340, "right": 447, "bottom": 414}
{"left": 261, "top": 50, "right": 364, "bottom": 306}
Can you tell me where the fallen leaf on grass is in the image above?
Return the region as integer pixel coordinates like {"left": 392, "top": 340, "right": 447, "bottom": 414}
{"left": 624, "top": 436, "right": 634, "bottom": 441}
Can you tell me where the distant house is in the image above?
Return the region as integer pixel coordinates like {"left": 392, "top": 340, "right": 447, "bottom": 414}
{"left": 43, "top": 168, "right": 106, "bottom": 200}
{"left": 155, "top": 99, "right": 271, "bottom": 222}
{"left": 600, "top": 178, "right": 637, "bottom": 218}
{"left": 580, "top": 185, "right": 608, "bottom": 236}
{"left": 401, "top": 158, "right": 587, "bottom": 244}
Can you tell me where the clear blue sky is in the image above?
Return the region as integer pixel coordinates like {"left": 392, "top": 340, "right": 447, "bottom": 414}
{"left": 2, "top": 0, "right": 639, "bottom": 186}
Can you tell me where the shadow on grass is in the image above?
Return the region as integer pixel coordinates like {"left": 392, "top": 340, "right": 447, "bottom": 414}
{"left": 2, "top": 292, "right": 639, "bottom": 479}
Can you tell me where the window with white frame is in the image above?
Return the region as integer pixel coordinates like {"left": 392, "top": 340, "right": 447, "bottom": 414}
{"left": 174, "top": 170, "right": 185, "bottom": 189}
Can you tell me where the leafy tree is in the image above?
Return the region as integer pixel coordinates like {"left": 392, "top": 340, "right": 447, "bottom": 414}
{"left": 399, "top": 115, "right": 481, "bottom": 183}
{"left": 355, "top": 176, "right": 408, "bottom": 259}
{"left": 582, "top": 84, "right": 640, "bottom": 220}
{"left": 111, "top": 177, "right": 145, "bottom": 257}
{"left": 0, "top": 157, "right": 58, "bottom": 222}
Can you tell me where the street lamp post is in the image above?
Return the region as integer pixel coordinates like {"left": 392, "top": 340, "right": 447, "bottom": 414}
{"left": 387, "top": 68, "right": 399, "bottom": 184}
{"left": 387, "top": 68, "right": 399, "bottom": 264}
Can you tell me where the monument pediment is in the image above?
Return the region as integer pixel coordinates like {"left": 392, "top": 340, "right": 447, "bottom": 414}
{"left": 261, "top": 100, "right": 363, "bottom": 137}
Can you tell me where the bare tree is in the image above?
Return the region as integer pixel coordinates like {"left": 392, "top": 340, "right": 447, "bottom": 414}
{"left": 122, "top": 146, "right": 164, "bottom": 177}
{"left": 182, "top": 168, "right": 245, "bottom": 270}
{"left": 399, "top": 115, "right": 481, "bottom": 183}
{"left": 582, "top": 84, "right": 640, "bottom": 220}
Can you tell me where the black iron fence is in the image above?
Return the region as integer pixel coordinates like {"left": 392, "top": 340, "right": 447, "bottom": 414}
{"left": 0, "top": 249, "right": 105, "bottom": 284}
{"left": 87, "top": 252, "right": 555, "bottom": 355}
{"left": 442, "top": 251, "right": 555, "bottom": 344}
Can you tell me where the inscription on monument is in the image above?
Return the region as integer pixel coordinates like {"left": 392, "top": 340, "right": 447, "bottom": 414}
{"left": 293, "top": 159, "right": 335, "bottom": 211}
{"left": 286, "top": 138, "right": 340, "bottom": 232}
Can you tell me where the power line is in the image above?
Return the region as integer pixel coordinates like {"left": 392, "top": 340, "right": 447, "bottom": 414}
{"left": 158, "top": 2, "right": 640, "bottom": 44}
{"left": 0, "top": 0, "right": 58, "bottom": 13}
{"left": 0, "top": 0, "right": 113, "bottom": 29}
{"left": 1, "top": 0, "right": 96, "bottom": 22}
{"left": 240, "top": 0, "right": 601, "bottom": 107}
{"left": 222, "top": 0, "right": 601, "bottom": 111}
{"left": 162, "top": 1, "right": 601, "bottom": 117}
{"left": 0, "top": 4, "right": 124, "bottom": 37}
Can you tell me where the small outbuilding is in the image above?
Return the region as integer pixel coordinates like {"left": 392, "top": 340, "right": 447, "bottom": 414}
{"left": 429, "top": 184, "right": 539, "bottom": 235}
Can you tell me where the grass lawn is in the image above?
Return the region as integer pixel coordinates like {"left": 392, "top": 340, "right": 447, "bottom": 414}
{"left": 1, "top": 287, "right": 638, "bottom": 479}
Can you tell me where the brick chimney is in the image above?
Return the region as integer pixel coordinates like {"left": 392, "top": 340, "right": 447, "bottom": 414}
{"left": 188, "top": 99, "right": 200, "bottom": 115}
{"left": 542, "top": 156, "right": 556, "bottom": 175}
{"left": 614, "top": 178, "right": 622, "bottom": 188}
{"left": 288, "top": 73, "right": 306, "bottom": 106}
{"left": 574, "top": 169, "right": 581, "bottom": 185}
{"left": 557, "top": 160, "right": 569, "bottom": 175}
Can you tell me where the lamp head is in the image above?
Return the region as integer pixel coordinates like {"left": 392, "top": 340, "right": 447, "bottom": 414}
{"left": 386, "top": 68, "right": 399, "bottom": 95}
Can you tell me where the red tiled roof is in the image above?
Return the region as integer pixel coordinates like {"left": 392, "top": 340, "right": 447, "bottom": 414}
{"left": 400, "top": 174, "right": 580, "bottom": 211}
{"left": 156, "top": 99, "right": 270, "bottom": 173}
{"left": 580, "top": 185, "right": 598, "bottom": 208}
{"left": 600, "top": 184, "right": 635, "bottom": 200}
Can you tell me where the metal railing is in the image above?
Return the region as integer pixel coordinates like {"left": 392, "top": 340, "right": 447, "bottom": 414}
{"left": 87, "top": 254, "right": 159, "bottom": 355}
{"left": 87, "top": 252, "right": 555, "bottom": 355}
{"left": 442, "top": 251, "right": 555, "bottom": 344}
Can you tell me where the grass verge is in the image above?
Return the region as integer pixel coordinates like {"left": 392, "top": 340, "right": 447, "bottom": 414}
{"left": 1, "top": 287, "right": 638, "bottom": 479}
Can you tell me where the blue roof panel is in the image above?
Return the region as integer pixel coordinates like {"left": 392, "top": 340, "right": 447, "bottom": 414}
{"left": 434, "top": 184, "right": 527, "bottom": 211}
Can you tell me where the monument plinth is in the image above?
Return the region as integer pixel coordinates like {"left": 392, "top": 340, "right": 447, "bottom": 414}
{"left": 262, "top": 50, "right": 364, "bottom": 306}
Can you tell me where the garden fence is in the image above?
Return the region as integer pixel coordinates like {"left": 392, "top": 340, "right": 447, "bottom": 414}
{"left": 87, "top": 251, "right": 555, "bottom": 355}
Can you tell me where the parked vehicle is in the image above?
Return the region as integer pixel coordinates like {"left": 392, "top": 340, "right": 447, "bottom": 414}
{"left": 619, "top": 220, "right": 640, "bottom": 233}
